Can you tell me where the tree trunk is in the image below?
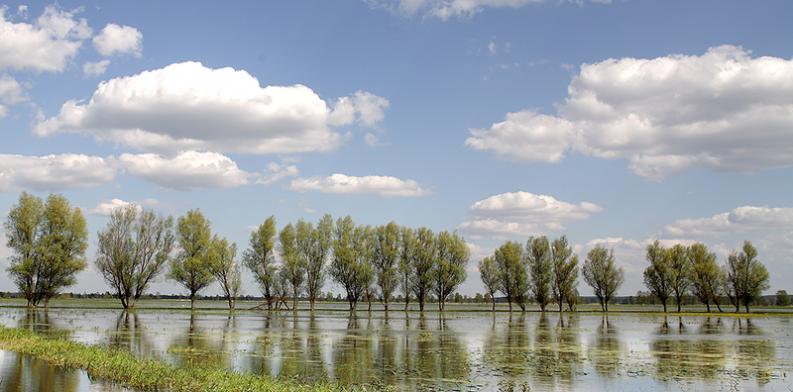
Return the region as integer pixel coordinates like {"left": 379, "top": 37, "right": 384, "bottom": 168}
{"left": 419, "top": 299, "right": 424, "bottom": 312}
{"left": 705, "top": 302, "right": 710, "bottom": 313}
{"left": 310, "top": 298, "right": 315, "bottom": 312}
{"left": 716, "top": 301, "right": 723, "bottom": 312}
{"left": 662, "top": 301, "right": 667, "bottom": 313}
{"left": 507, "top": 298, "right": 512, "bottom": 312}
{"left": 190, "top": 292, "right": 196, "bottom": 310}
{"left": 492, "top": 298, "right": 496, "bottom": 312}
{"left": 677, "top": 299, "right": 682, "bottom": 313}
{"left": 228, "top": 296, "right": 235, "bottom": 310}
{"left": 559, "top": 301, "right": 563, "bottom": 313}
{"left": 293, "top": 288, "right": 298, "bottom": 311}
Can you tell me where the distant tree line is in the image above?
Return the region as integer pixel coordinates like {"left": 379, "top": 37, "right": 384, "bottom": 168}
{"left": 2, "top": 192, "right": 782, "bottom": 313}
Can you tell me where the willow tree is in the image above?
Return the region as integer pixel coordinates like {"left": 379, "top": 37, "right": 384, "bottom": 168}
{"left": 208, "top": 236, "right": 241, "bottom": 310}
{"left": 168, "top": 209, "right": 215, "bottom": 310}
{"left": 399, "top": 226, "right": 416, "bottom": 311}
{"left": 244, "top": 216, "right": 278, "bottom": 310}
{"left": 726, "top": 241, "right": 769, "bottom": 313}
{"left": 550, "top": 236, "right": 578, "bottom": 313}
{"left": 494, "top": 241, "right": 529, "bottom": 311}
{"left": 279, "top": 223, "right": 306, "bottom": 310}
{"left": 296, "top": 214, "right": 333, "bottom": 311}
{"left": 478, "top": 256, "right": 500, "bottom": 311}
{"left": 582, "top": 246, "right": 623, "bottom": 312}
{"left": 5, "top": 193, "right": 87, "bottom": 308}
{"left": 526, "top": 236, "right": 552, "bottom": 311}
{"left": 374, "top": 222, "right": 401, "bottom": 311}
{"left": 432, "top": 231, "right": 469, "bottom": 311}
{"left": 667, "top": 244, "right": 691, "bottom": 312}
{"left": 96, "top": 205, "right": 175, "bottom": 309}
{"left": 688, "top": 243, "right": 722, "bottom": 312}
{"left": 412, "top": 227, "right": 436, "bottom": 312}
{"left": 643, "top": 240, "right": 672, "bottom": 312}
{"left": 329, "top": 217, "right": 374, "bottom": 310}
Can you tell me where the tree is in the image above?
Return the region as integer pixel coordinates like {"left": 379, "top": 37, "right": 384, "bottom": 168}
{"left": 643, "top": 240, "right": 672, "bottom": 312}
{"left": 297, "top": 214, "right": 333, "bottom": 311}
{"left": 550, "top": 236, "right": 579, "bottom": 313}
{"left": 279, "top": 223, "right": 306, "bottom": 310}
{"left": 399, "top": 227, "right": 415, "bottom": 311}
{"left": 726, "top": 241, "right": 770, "bottom": 313}
{"left": 244, "top": 216, "right": 278, "bottom": 310}
{"left": 168, "top": 209, "right": 215, "bottom": 310}
{"left": 479, "top": 256, "right": 500, "bottom": 311}
{"left": 667, "top": 244, "right": 691, "bottom": 312}
{"left": 5, "top": 193, "right": 87, "bottom": 308}
{"left": 582, "top": 246, "right": 623, "bottom": 312}
{"left": 208, "top": 236, "right": 241, "bottom": 310}
{"left": 431, "top": 231, "right": 469, "bottom": 311}
{"left": 373, "top": 222, "right": 401, "bottom": 311}
{"left": 494, "top": 241, "right": 529, "bottom": 311}
{"left": 688, "top": 243, "right": 722, "bottom": 312}
{"left": 329, "top": 217, "right": 374, "bottom": 310}
{"left": 95, "top": 205, "right": 175, "bottom": 309}
{"left": 411, "top": 227, "right": 436, "bottom": 312}
{"left": 776, "top": 290, "right": 791, "bottom": 306}
{"left": 526, "top": 236, "right": 552, "bottom": 311}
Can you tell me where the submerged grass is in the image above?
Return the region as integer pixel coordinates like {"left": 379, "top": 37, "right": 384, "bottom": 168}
{"left": 0, "top": 326, "right": 364, "bottom": 392}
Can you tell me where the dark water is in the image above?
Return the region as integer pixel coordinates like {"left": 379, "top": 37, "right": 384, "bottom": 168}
{"left": 1, "top": 308, "right": 792, "bottom": 391}
{"left": 0, "top": 350, "right": 130, "bottom": 392}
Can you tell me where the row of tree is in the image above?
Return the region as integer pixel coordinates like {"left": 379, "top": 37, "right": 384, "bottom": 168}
{"left": 4, "top": 193, "right": 470, "bottom": 311}
{"left": 643, "top": 240, "right": 769, "bottom": 313}
{"left": 478, "top": 237, "right": 624, "bottom": 312}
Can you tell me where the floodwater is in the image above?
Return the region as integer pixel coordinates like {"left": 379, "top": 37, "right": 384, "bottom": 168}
{"left": 0, "top": 350, "right": 131, "bottom": 392}
{"left": 1, "top": 308, "right": 792, "bottom": 391}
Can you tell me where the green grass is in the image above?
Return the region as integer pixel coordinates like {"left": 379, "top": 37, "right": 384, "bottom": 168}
{"left": 0, "top": 326, "right": 366, "bottom": 392}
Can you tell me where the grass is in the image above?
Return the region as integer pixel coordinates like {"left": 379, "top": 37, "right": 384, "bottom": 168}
{"left": 0, "top": 326, "right": 366, "bottom": 392}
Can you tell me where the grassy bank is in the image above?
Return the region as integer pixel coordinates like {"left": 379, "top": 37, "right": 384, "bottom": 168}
{"left": 0, "top": 326, "right": 360, "bottom": 392}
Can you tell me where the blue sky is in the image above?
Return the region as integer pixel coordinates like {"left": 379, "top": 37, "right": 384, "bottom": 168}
{"left": 1, "top": 0, "right": 792, "bottom": 296}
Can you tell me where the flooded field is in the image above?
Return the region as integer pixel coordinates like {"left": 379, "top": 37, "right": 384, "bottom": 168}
{"left": 0, "top": 350, "right": 131, "bottom": 392}
{"left": 1, "top": 306, "right": 792, "bottom": 391}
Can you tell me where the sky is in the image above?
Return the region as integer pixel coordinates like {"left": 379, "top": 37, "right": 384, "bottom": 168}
{"left": 1, "top": 0, "right": 792, "bottom": 297}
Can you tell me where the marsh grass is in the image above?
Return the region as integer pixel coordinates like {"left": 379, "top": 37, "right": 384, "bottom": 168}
{"left": 0, "top": 326, "right": 365, "bottom": 392}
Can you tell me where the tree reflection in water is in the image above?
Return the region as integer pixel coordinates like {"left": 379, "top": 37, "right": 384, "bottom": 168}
{"left": 651, "top": 317, "right": 727, "bottom": 381}
{"left": 590, "top": 316, "right": 622, "bottom": 376}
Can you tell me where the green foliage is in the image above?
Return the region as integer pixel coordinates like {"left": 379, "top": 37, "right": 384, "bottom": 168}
{"left": 776, "top": 290, "right": 791, "bottom": 306}
{"left": 243, "top": 216, "right": 277, "bottom": 309}
{"left": 550, "top": 236, "right": 578, "bottom": 313}
{"left": 96, "top": 205, "right": 175, "bottom": 309}
{"left": 666, "top": 244, "right": 691, "bottom": 312}
{"left": 411, "top": 227, "right": 436, "bottom": 311}
{"left": 399, "top": 226, "right": 416, "bottom": 310}
{"left": 5, "top": 193, "right": 87, "bottom": 307}
{"left": 296, "top": 214, "right": 333, "bottom": 310}
{"left": 208, "top": 236, "right": 241, "bottom": 310}
{"left": 168, "top": 209, "right": 215, "bottom": 308}
{"left": 279, "top": 223, "right": 306, "bottom": 309}
{"left": 329, "top": 216, "right": 374, "bottom": 310}
{"left": 643, "top": 240, "right": 673, "bottom": 312}
{"left": 688, "top": 243, "right": 722, "bottom": 312}
{"left": 478, "top": 256, "right": 500, "bottom": 311}
{"left": 494, "top": 241, "right": 529, "bottom": 311}
{"left": 526, "top": 236, "right": 552, "bottom": 311}
{"left": 431, "top": 230, "right": 469, "bottom": 311}
{"left": 373, "top": 222, "right": 401, "bottom": 310}
{"left": 582, "top": 246, "right": 623, "bottom": 312}
{"left": 726, "top": 241, "right": 770, "bottom": 312}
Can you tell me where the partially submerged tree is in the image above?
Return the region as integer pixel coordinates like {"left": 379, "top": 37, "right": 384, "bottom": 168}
{"left": 168, "top": 209, "right": 215, "bottom": 310}
{"left": 208, "top": 236, "right": 241, "bottom": 310}
{"left": 244, "top": 216, "right": 278, "bottom": 310}
{"left": 550, "top": 236, "right": 579, "bottom": 313}
{"left": 494, "top": 241, "right": 529, "bottom": 311}
{"left": 297, "top": 214, "right": 333, "bottom": 311}
{"left": 582, "top": 246, "right": 623, "bottom": 312}
{"left": 5, "top": 193, "right": 88, "bottom": 308}
{"left": 726, "top": 241, "right": 769, "bottom": 313}
{"left": 329, "top": 217, "right": 374, "bottom": 310}
{"left": 96, "top": 205, "right": 175, "bottom": 309}
{"left": 411, "top": 227, "right": 436, "bottom": 312}
{"left": 526, "top": 236, "right": 552, "bottom": 311}
{"left": 431, "top": 230, "right": 469, "bottom": 311}
{"left": 643, "top": 240, "right": 672, "bottom": 312}
{"left": 279, "top": 223, "right": 306, "bottom": 310}
{"left": 667, "top": 244, "right": 691, "bottom": 312}
{"left": 688, "top": 243, "right": 722, "bottom": 312}
{"left": 478, "top": 256, "right": 500, "bottom": 311}
{"left": 399, "top": 226, "right": 416, "bottom": 311}
{"left": 374, "top": 222, "right": 401, "bottom": 311}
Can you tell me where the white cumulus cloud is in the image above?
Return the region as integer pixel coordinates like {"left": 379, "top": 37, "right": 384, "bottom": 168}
{"left": 36, "top": 62, "right": 388, "bottom": 155}
{"left": 0, "top": 5, "right": 91, "bottom": 72}
{"left": 665, "top": 206, "right": 793, "bottom": 237}
{"left": 92, "top": 23, "right": 142, "bottom": 57}
{"left": 468, "top": 46, "right": 793, "bottom": 179}
{"left": 0, "top": 74, "right": 26, "bottom": 116}
{"left": 0, "top": 153, "right": 116, "bottom": 192}
{"left": 119, "top": 151, "right": 259, "bottom": 190}
{"left": 82, "top": 59, "right": 110, "bottom": 76}
{"left": 91, "top": 198, "right": 140, "bottom": 216}
{"left": 290, "top": 173, "right": 427, "bottom": 197}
